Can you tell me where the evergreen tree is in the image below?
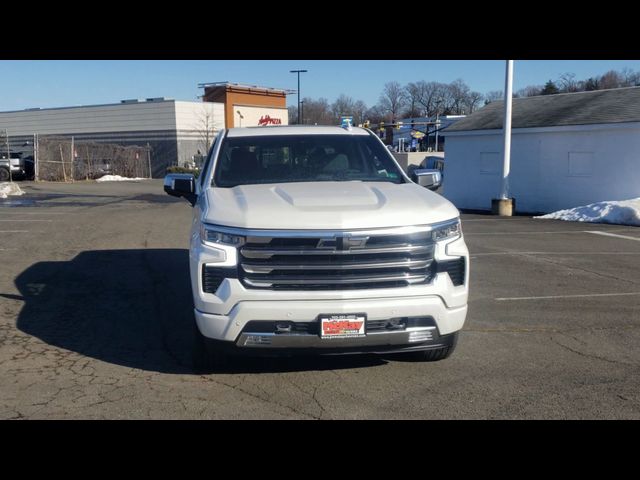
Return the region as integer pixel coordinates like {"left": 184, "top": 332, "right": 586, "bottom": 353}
{"left": 541, "top": 80, "right": 560, "bottom": 95}
{"left": 584, "top": 77, "right": 599, "bottom": 91}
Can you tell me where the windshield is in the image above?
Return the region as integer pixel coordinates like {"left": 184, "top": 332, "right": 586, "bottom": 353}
{"left": 213, "top": 134, "right": 405, "bottom": 187}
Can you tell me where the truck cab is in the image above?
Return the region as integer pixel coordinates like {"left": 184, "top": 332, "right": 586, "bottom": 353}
{"left": 164, "top": 125, "right": 469, "bottom": 370}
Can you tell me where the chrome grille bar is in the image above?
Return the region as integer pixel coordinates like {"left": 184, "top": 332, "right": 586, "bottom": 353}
{"left": 241, "top": 244, "right": 432, "bottom": 259}
{"left": 237, "top": 227, "right": 436, "bottom": 290}
{"left": 242, "top": 259, "right": 432, "bottom": 274}
{"left": 243, "top": 272, "right": 430, "bottom": 288}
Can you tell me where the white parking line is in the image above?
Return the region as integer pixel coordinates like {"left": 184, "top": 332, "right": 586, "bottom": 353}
{"left": 586, "top": 231, "right": 640, "bottom": 242}
{"left": 0, "top": 219, "right": 53, "bottom": 222}
{"left": 0, "top": 230, "right": 29, "bottom": 233}
{"left": 495, "top": 292, "right": 640, "bottom": 301}
{"left": 0, "top": 211, "right": 66, "bottom": 215}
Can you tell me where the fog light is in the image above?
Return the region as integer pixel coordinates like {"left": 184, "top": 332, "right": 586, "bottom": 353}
{"left": 408, "top": 330, "right": 433, "bottom": 343}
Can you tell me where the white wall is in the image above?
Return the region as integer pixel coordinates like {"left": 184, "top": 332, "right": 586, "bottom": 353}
{"left": 0, "top": 102, "right": 178, "bottom": 135}
{"left": 174, "top": 102, "right": 226, "bottom": 166}
{"left": 444, "top": 123, "right": 640, "bottom": 213}
{"left": 174, "top": 101, "right": 225, "bottom": 132}
{"left": 0, "top": 100, "right": 226, "bottom": 138}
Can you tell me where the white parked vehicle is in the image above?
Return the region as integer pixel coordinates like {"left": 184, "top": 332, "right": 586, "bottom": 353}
{"left": 164, "top": 125, "right": 469, "bottom": 370}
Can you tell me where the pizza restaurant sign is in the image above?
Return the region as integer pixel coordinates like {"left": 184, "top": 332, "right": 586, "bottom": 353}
{"left": 258, "top": 115, "right": 282, "bottom": 126}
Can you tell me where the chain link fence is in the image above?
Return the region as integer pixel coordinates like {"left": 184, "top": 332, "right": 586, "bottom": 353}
{"left": 37, "top": 136, "right": 151, "bottom": 182}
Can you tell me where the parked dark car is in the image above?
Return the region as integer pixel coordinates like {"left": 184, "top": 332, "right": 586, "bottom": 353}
{"left": 0, "top": 155, "right": 33, "bottom": 181}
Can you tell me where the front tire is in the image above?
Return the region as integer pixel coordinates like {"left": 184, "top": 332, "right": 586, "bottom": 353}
{"left": 0, "top": 167, "right": 9, "bottom": 182}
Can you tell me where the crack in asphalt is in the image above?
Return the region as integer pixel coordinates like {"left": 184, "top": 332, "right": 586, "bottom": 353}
{"left": 550, "top": 335, "right": 638, "bottom": 367}
{"left": 311, "top": 385, "right": 328, "bottom": 419}
{"left": 198, "top": 374, "right": 320, "bottom": 419}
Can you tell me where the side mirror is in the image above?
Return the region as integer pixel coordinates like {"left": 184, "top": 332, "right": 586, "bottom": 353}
{"left": 411, "top": 168, "right": 442, "bottom": 191}
{"left": 164, "top": 173, "right": 197, "bottom": 206}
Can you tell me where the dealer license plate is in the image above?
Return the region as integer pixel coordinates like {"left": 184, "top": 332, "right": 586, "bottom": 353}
{"left": 319, "top": 314, "right": 366, "bottom": 338}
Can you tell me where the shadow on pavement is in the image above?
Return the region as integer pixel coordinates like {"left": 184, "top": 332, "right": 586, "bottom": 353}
{"left": 0, "top": 192, "right": 183, "bottom": 208}
{"left": 13, "top": 249, "right": 386, "bottom": 374}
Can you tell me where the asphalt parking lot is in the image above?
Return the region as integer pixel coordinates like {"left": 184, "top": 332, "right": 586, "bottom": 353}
{"left": 1, "top": 180, "right": 639, "bottom": 419}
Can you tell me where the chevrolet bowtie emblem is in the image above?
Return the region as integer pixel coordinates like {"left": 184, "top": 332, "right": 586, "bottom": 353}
{"left": 317, "top": 236, "right": 369, "bottom": 251}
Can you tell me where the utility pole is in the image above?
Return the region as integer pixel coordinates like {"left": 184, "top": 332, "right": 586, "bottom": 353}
{"left": 34, "top": 133, "right": 39, "bottom": 182}
{"left": 2, "top": 129, "right": 12, "bottom": 182}
{"left": 434, "top": 99, "right": 443, "bottom": 152}
{"left": 492, "top": 60, "right": 515, "bottom": 216}
{"left": 70, "top": 136, "right": 75, "bottom": 182}
{"left": 147, "top": 143, "right": 152, "bottom": 179}
{"left": 290, "top": 69, "right": 307, "bottom": 124}
{"left": 435, "top": 110, "right": 440, "bottom": 152}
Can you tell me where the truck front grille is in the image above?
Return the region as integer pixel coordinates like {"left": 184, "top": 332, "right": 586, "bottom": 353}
{"left": 238, "top": 230, "right": 436, "bottom": 290}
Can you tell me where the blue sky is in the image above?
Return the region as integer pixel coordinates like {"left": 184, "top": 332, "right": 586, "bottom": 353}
{"left": 2, "top": 60, "right": 640, "bottom": 112}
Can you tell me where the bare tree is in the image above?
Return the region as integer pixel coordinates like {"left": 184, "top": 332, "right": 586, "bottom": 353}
{"left": 446, "top": 79, "right": 471, "bottom": 114}
{"left": 352, "top": 100, "right": 368, "bottom": 125}
{"left": 379, "top": 81, "right": 407, "bottom": 120}
{"left": 288, "top": 105, "right": 298, "bottom": 124}
{"left": 599, "top": 70, "right": 623, "bottom": 90}
{"left": 365, "top": 104, "right": 389, "bottom": 124}
{"left": 300, "top": 97, "right": 333, "bottom": 125}
{"left": 194, "top": 105, "right": 218, "bottom": 154}
{"left": 404, "top": 82, "right": 424, "bottom": 118}
{"left": 515, "top": 85, "right": 543, "bottom": 97}
{"left": 331, "top": 94, "right": 356, "bottom": 124}
{"left": 620, "top": 67, "right": 640, "bottom": 86}
{"left": 515, "top": 68, "right": 640, "bottom": 97}
{"left": 438, "top": 84, "right": 457, "bottom": 115}
{"left": 558, "top": 72, "right": 580, "bottom": 93}
{"left": 463, "top": 91, "right": 484, "bottom": 114}
{"left": 484, "top": 90, "right": 503, "bottom": 104}
{"left": 413, "top": 81, "right": 448, "bottom": 117}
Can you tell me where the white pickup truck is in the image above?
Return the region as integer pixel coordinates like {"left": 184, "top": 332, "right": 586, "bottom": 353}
{"left": 164, "top": 125, "right": 469, "bottom": 371}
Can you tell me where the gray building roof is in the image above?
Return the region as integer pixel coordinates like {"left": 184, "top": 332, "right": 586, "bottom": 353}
{"left": 448, "top": 86, "right": 640, "bottom": 132}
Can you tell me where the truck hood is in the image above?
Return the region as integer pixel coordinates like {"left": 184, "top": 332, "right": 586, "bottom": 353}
{"left": 204, "top": 181, "right": 459, "bottom": 230}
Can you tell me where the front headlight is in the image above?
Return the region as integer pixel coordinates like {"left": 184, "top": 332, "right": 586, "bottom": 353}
{"left": 431, "top": 219, "right": 461, "bottom": 242}
{"left": 200, "top": 224, "right": 246, "bottom": 247}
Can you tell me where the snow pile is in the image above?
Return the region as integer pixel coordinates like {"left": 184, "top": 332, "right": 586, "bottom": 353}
{"left": 95, "top": 175, "right": 146, "bottom": 182}
{"left": 535, "top": 198, "right": 640, "bottom": 227}
{"left": 0, "top": 182, "right": 25, "bottom": 199}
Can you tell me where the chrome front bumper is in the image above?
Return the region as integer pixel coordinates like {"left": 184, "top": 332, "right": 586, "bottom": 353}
{"left": 237, "top": 327, "right": 438, "bottom": 350}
